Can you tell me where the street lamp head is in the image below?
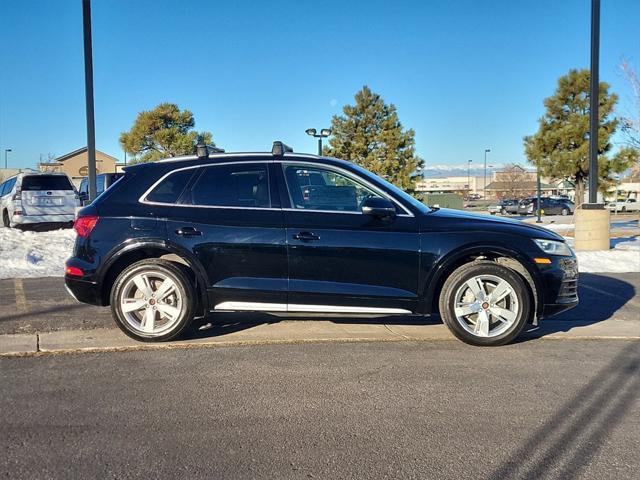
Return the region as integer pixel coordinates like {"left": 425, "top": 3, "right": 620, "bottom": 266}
{"left": 485, "top": 149, "right": 491, "bottom": 153}
{"left": 5, "top": 149, "right": 12, "bottom": 153}
{"left": 320, "top": 128, "right": 332, "bottom": 137}
{"left": 468, "top": 159, "right": 472, "bottom": 163}
{"left": 305, "top": 128, "right": 317, "bottom": 137}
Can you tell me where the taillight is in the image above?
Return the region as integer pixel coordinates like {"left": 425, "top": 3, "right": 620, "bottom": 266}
{"left": 74, "top": 215, "right": 99, "bottom": 238}
{"left": 65, "top": 266, "right": 84, "bottom": 277}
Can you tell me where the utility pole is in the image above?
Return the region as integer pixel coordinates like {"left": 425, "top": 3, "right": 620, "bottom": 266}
{"left": 467, "top": 160, "right": 472, "bottom": 197}
{"left": 82, "top": 0, "right": 97, "bottom": 201}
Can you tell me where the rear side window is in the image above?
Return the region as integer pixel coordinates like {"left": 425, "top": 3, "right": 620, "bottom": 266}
{"left": 21, "top": 175, "right": 73, "bottom": 191}
{"left": 145, "top": 169, "right": 195, "bottom": 204}
{"left": 190, "top": 164, "right": 270, "bottom": 208}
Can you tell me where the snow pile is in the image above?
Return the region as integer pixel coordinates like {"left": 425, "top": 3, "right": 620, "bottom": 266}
{"left": 0, "top": 228, "right": 76, "bottom": 279}
{"left": 575, "top": 250, "right": 640, "bottom": 273}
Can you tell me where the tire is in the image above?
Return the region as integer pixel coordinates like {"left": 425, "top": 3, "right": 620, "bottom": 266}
{"left": 621, "top": 206, "right": 627, "bottom": 213}
{"left": 500, "top": 208, "right": 507, "bottom": 215}
{"left": 2, "top": 210, "right": 10, "bottom": 228}
{"left": 561, "top": 208, "right": 569, "bottom": 216}
{"left": 438, "top": 261, "right": 532, "bottom": 346}
{"left": 110, "top": 258, "right": 196, "bottom": 342}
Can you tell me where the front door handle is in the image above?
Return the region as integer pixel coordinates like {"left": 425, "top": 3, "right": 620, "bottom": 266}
{"left": 293, "top": 231, "right": 320, "bottom": 242}
{"left": 175, "top": 226, "right": 202, "bottom": 237}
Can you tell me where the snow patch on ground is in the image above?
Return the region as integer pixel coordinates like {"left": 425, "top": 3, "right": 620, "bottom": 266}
{"left": 0, "top": 228, "right": 76, "bottom": 279}
{"left": 575, "top": 250, "right": 640, "bottom": 273}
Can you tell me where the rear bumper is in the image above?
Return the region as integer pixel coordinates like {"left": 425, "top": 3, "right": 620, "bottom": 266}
{"left": 13, "top": 213, "right": 75, "bottom": 225}
{"left": 65, "top": 275, "right": 104, "bottom": 306}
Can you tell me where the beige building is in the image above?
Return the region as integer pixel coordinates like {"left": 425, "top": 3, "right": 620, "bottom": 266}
{"left": 39, "top": 147, "right": 122, "bottom": 187}
{"left": 415, "top": 176, "right": 490, "bottom": 196}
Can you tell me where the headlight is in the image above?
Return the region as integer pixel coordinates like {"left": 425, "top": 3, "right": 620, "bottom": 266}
{"left": 533, "top": 239, "right": 573, "bottom": 256}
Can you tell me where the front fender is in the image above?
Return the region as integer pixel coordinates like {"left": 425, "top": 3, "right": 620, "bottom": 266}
{"left": 419, "top": 241, "right": 544, "bottom": 315}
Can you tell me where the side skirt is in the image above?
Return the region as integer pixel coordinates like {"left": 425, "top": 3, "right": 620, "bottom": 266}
{"left": 213, "top": 301, "right": 412, "bottom": 314}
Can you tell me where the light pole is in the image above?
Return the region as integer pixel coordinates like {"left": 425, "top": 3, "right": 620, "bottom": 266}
{"left": 82, "top": 0, "right": 97, "bottom": 201}
{"left": 483, "top": 148, "right": 491, "bottom": 198}
{"left": 305, "top": 128, "right": 332, "bottom": 155}
{"left": 4, "top": 149, "right": 11, "bottom": 169}
{"left": 467, "top": 160, "right": 472, "bottom": 197}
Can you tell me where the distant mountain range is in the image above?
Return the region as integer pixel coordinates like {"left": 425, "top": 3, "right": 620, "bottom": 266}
{"left": 420, "top": 164, "right": 536, "bottom": 178}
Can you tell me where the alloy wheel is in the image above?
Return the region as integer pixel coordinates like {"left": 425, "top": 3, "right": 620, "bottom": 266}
{"left": 453, "top": 274, "right": 520, "bottom": 338}
{"left": 119, "top": 270, "right": 183, "bottom": 336}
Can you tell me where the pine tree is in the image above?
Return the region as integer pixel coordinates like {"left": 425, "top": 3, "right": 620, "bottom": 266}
{"left": 324, "top": 86, "right": 424, "bottom": 192}
{"left": 120, "top": 103, "right": 214, "bottom": 163}
{"left": 524, "top": 69, "right": 637, "bottom": 206}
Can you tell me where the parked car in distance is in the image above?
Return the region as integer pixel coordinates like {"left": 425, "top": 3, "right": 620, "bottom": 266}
{"left": 1, "top": 172, "right": 78, "bottom": 228}
{"left": 78, "top": 173, "right": 124, "bottom": 205}
{"left": 65, "top": 142, "right": 578, "bottom": 347}
{"left": 606, "top": 198, "right": 639, "bottom": 212}
{"left": 519, "top": 197, "right": 574, "bottom": 216}
{"left": 488, "top": 199, "right": 519, "bottom": 215}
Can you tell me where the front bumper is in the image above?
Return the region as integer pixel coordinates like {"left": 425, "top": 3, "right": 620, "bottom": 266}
{"left": 539, "top": 256, "right": 579, "bottom": 319}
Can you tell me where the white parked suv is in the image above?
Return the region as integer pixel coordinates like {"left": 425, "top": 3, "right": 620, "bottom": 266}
{"left": 0, "top": 172, "right": 78, "bottom": 228}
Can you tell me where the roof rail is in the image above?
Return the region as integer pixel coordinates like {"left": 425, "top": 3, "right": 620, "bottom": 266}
{"left": 272, "top": 141, "right": 293, "bottom": 157}
{"left": 195, "top": 143, "right": 225, "bottom": 159}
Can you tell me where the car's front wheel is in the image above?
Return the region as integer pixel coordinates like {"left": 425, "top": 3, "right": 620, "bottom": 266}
{"left": 110, "top": 259, "right": 195, "bottom": 342}
{"left": 439, "top": 261, "right": 532, "bottom": 346}
{"left": 561, "top": 208, "right": 569, "bottom": 216}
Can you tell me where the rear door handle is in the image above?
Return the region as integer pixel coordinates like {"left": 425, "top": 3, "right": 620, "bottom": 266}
{"left": 293, "top": 231, "right": 320, "bottom": 242}
{"left": 175, "top": 226, "right": 202, "bottom": 237}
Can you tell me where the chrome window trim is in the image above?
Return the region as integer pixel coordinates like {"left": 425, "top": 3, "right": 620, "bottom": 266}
{"left": 278, "top": 160, "right": 414, "bottom": 217}
{"left": 139, "top": 158, "right": 415, "bottom": 217}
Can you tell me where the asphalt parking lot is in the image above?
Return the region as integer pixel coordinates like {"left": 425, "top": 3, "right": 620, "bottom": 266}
{"left": 1, "top": 340, "right": 638, "bottom": 479}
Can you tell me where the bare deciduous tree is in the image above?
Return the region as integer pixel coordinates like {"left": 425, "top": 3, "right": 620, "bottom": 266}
{"left": 620, "top": 59, "right": 640, "bottom": 149}
{"left": 499, "top": 164, "right": 533, "bottom": 199}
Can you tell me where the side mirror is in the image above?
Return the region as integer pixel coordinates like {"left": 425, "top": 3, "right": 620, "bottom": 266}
{"left": 362, "top": 197, "right": 396, "bottom": 218}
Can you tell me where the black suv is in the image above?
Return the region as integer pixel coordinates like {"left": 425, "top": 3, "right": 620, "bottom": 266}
{"left": 65, "top": 142, "right": 578, "bottom": 346}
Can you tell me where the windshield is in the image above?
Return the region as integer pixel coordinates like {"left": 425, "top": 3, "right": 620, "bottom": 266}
{"left": 348, "top": 162, "right": 430, "bottom": 214}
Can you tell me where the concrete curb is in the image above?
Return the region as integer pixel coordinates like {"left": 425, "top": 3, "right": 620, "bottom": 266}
{"left": 1, "top": 319, "right": 638, "bottom": 357}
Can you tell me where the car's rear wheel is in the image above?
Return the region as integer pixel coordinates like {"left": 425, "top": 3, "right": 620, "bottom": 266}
{"left": 561, "top": 208, "right": 569, "bottom": 216}
{"left": 439, "top": 261, "right": 532, "bottom": 346}
{"left": 500, "top": 208, "right": 507, "bottom": 215}
{"left": 110, "top": 259, "right": 195, "bottom": 342}
{"left": 621, "top": 206, "right": 627, "bottom": 213}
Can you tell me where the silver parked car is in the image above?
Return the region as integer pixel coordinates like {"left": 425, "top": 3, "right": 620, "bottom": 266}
{"left": 0, "top": 172, "right": 78, "bottom": 228}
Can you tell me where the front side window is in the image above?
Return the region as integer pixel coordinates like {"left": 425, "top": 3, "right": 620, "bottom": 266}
{"left": 189, "top": 164, "right": 270, "bottom": 208}
{"left": 283, "top": 164, "right": 383, "bottom": 212}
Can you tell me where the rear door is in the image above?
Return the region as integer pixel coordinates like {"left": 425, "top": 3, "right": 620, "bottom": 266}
{"left": 157, "top": 161, "right": 288, "bottom": 310}
{"left": 20, "top": 175, "right": 77, "bottom": 215}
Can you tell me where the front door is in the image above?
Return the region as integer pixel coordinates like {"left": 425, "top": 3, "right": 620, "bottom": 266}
{"left": 277, "top": 162, "right": 420, "bottom": 313}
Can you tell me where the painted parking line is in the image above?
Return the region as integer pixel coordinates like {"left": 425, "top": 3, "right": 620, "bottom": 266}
{"left": 13, "top": 279, "right": 28, "bottom": 314}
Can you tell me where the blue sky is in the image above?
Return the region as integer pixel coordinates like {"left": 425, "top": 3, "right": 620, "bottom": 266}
{"left": 0, "top": 0, "right": 638, "bottom": 173}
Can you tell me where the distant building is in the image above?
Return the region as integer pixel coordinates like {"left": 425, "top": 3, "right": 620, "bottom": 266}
{"left": 0, "top": 168, "right": 37, "bottom": 183}
{"left": 38, "top": 147, "right": 123, "bottom": 187}
{"left": 415, "top": 176, "right": 489, "bottom": 196}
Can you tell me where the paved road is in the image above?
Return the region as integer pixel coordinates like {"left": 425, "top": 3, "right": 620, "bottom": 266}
{"left": 1, "top": 273, "right": 638, "bottom": 336}
{"left": 1, "top": 340, "right": 638, "bottom": 479}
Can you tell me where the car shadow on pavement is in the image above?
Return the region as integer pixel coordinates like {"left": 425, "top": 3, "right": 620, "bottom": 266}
{"left": 185, "top": 312, "right": 441, "bottom": 340}
{"left": 488, "top": 341, "right": 640, "bottom": 480}
{"left": 522, "top": 272, "right": 637, "bottom": 340}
